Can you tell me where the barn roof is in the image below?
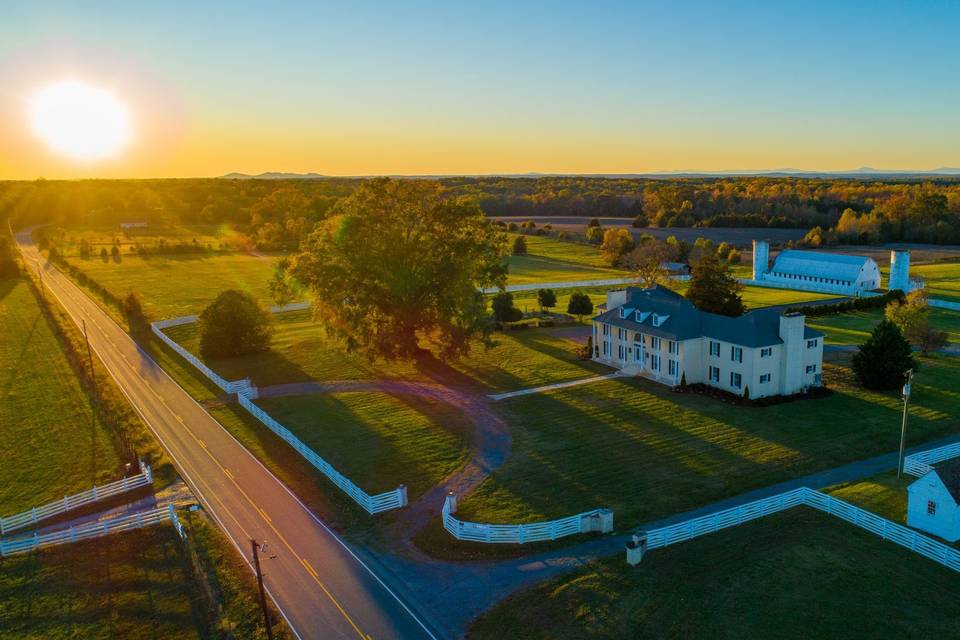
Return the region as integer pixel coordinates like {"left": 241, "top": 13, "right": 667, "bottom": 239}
{"left": 771, "top": 250, "right": 875, "bottom": 281}
{"left": 594, "top": 285, "right": 822, "bottom": 348}
{"left": 934, "top": 459, "right": 960, "bottom": 504}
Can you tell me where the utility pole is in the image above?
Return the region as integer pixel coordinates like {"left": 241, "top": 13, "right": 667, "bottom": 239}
{"left": 897, "top": 368, "right": 914, "bottom": 479}
{"left": 251, "top": 539, "right": 274, "bottom": 640}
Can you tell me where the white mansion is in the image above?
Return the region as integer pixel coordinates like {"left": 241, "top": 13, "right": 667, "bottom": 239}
{"left": 592, "top": 286, "right": 824, "bottom": 399}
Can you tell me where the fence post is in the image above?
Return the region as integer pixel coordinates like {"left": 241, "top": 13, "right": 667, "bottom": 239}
{"left": 33, "top": 506, "right": 39, "bottom": 526}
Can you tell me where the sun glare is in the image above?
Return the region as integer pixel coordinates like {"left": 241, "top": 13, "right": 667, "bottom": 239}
{"left": 28, "top": 80, "right": 132, "bottom": 161}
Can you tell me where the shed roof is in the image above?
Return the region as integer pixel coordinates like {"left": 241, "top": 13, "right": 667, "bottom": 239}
{"left": 771, "top": 250, "right": 876, "bottom": 281}
{"left": 594, "top": 285, "right": 822, "bottom": 348}
{"left": 934, "top": 459, "right": 960, "bottom": 504}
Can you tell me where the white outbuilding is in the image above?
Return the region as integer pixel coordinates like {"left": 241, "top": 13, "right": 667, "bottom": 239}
{"left": 752, "top": 241, "right": 882, "bottom": 296}
{"left": 906, "top": 459, "right": 960, "bottom": 542}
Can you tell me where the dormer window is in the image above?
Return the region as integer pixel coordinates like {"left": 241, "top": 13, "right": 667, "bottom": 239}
{"left": 635, "top": 310, "right": 650, "bottom": 323}
{"left": 651, "top": 314, "right": 669, "bottom": 327}
{"left": 619, "top": 307, "right": 634, "bottom": 319}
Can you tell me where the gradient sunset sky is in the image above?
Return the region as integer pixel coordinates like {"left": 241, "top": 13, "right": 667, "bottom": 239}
{"left": 2, "top": 1, "right": 958, "bottom": 179}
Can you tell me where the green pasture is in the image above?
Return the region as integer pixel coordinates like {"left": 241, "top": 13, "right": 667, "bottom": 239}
{"left": 0, "top": 526, "right": 208, "bottom": 640}
{"left": 809, "top": 308, "right": 960, "bottom": 345}
{"left": 0, "top": 279, "right": 123, "bottom": 515}
{"left": 467, "top": 509, "right": 960, "bottom": 640}
{"left": 451, "top": 354, "right": 960, "bottom": 529}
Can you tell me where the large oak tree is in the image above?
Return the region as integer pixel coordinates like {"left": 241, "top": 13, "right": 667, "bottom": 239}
{"left": 290, "top": 178, "right": 506, "bottom": 361}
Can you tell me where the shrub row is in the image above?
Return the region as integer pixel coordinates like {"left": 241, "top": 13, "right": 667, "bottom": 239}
{"left": 786, "top": 290, "right": 905, "bottom": 317}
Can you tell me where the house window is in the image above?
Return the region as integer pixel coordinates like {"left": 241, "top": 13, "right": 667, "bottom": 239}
{"left": 618, "top": 328, "right": 626, "bottom": 340}
{"left": 731, "top": 346, "right": 743, "bottom": 363}
{"left": 634, "top": 346, "right": 642, "bottom": 363}
{"left": 602, "top": 324, "right": 610, "bottom": 336}
{"left": 927, "top": 500, "right": 937, "bottom": 516}
{"left": 760, "top": 347, "right": 772, "bottom": 358}
{"left": 618, "top": 345, "right": 625, "bottom": 360}
{"left": 709, "top": 366, "right": 720, "bottom": 383}
{"left": 603, "top": 341, "right": 610, "bottom": 356}
{"left": 709, "top": 341, "right": 720, "bottom": 357}
{"left": 806, "top": 364, "right": 817, "bottom": 374}
{"left": 668, "top": 340, "right": 677, "bottom": 355}
{"left": 730, "top": 372, "right": 742, "bottom": 388}
{"left": 668, "top": 359, "right": 678, "bottom": 376}
{"left": 651, "top": 355, "right": 661, "bottom": 372}
{"left": 760, "top": 374, "right": 771, "bottom": 384}
{"left": 807, "top": 339, "right": 818, "bottom": 348}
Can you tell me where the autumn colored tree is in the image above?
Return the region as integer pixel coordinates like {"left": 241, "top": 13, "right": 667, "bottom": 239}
{"left": 623, "top": 239, "right": 677, "bottom": 288}
{"left": 885, "top": 290, "right": 948, "bottom": 354}
{"left": 290, "top": 178, "right": 506, "bottom": 361}
{"left": 600, "top": 228, "right": 635, "bottom": 266}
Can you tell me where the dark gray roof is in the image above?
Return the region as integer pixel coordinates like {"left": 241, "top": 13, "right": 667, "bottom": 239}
{"left": 934, "top": 459, "right": 960, "bottom": 504}
{"left": 593, "top": 285, "right": 824, "bottom": 348}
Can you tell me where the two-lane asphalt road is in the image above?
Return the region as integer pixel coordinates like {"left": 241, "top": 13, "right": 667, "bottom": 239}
{"left": 17, "top": 232, "right": 438, "bottom": 640}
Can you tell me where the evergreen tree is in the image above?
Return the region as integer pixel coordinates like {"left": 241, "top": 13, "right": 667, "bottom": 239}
{"left": 491, "top": 292, "right": 523, "bottom": 322}
{"left": 512, "top": 235, "right": 528, "bottom": 256}
{"left": 567, "top": 292, "right": 594, "bottom": 321}
{"left": 852, "top": 320, "right": 916, "bottom": 390}
{"left": 685, "top": 252, "right": 746, "bottom": 317}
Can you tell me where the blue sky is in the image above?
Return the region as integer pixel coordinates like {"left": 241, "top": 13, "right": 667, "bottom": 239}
{"left": 1, "top": 0, "right": 958, "bottom": 177}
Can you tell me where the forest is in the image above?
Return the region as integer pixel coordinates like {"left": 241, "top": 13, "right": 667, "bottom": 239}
{"left": 2, "top": 175, "right": 960, "bottom": 248}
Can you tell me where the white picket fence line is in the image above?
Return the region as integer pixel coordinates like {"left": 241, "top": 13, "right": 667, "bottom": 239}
{"left": 0, "top": 460, "right": 153, "bottom": 535}
{"left": 902, "top": 442, "right": 960, "bottom": 478}
{"left": 479, "top": 274, "right": 690, "bottom": 295}
{"left": 641, "top": 487, "right": 960, "bottom": 573}
{"left": 151, "top": 317, "right": 253, "bottom": 395}
{"left": 441, "top": 494, "right": 612, "bottom": 544}
{"left": 0, "top": 503, "right": 186, "bottom": 558}
{"left": 237, "top": 394, "right": 407, "bottom": 514}
{"left": 152, "top": 313, "right": 407, "bottom": 515}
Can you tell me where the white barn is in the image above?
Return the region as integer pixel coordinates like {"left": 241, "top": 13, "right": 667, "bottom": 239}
{"left": 907, "top": 459, "right": 960, "bottom": 542}
{"left": 752, "top": 241, "right": 883, "bottom": 296}
{"left": 592, "top": 285, "right": 824, "bottom": 399}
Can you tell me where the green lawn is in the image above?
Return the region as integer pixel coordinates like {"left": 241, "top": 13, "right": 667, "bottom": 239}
{"left": 467, "top": 509, "right": 960, "bottom": 640}
{"left": 166, "top": 313, "right": 610, "bottom": 393}
{"left": 0, "top": 526, "right": 209, "bottom": 640}
{"left": 52, "top": 222, "right": 237, "bottom": 256}
{"left": 504, "top": 234, "right": 630, "bottom": 285}
{"left": 68, "top": 252, "right": 276, "bottom": 319}
{"left": 0, "top": 279, "right": 124, "bottom": 515}
{"left": 809, "top": 308, "right": 960, "bottom": 345}
{"left": 254, "top": 391, "right": 471, "bottom": 498}
{"left": 451, "top": 355, "right": 960, "bottom": 529}
{"left": 825, "top": 471, "right": 909, "bottom": 523}
{"left": 909, "top": 261, "right": 960, "bottom": 303}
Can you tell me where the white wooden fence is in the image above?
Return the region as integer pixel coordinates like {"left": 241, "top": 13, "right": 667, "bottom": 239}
{"left": 151, "top": 317, "right": 253, "bottom": 395}
{"left": 153, "top": 314, "right": 408, "bottom": 515}
{"left": 0, "top": 460, "right": 152, "bottom": 535}
{"left": 237, "top": 394, "right": 407, "bottom": 514}
{"left": 0, "top": 503, "right": 185, "bottom": 558}
{"left": 640, "top": 487, "right": 960, "bottom": 573}
{"left": 902, "top": 442, "right": 960, "bottom": 478}
{"left": 441, "top": 493, "right": 612, "bottom": 544}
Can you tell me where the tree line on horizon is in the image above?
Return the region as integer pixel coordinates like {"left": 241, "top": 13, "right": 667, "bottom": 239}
{"left": 2, "top": 175, "right": 960, "bottom": 249}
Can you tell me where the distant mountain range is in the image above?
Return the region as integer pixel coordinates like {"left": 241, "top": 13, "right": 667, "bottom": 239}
{"left": 220, "top": 167, "right": 960, "bottom": 180}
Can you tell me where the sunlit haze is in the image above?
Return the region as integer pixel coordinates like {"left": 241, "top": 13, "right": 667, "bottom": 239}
{"left": 1, "top": 1, "right": 959, "bottom": 178}
{"left": 28, "top": 80, "right": 132, "bottom": 161}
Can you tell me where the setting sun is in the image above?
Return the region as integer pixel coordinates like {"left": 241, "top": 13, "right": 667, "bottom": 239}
{"left": 28, "top": 80, "right": 132, "bottom": 161}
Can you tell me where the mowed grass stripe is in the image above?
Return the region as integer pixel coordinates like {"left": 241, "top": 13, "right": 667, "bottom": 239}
{"left": 456, "top": 356, "right": 960, "bottom": 527}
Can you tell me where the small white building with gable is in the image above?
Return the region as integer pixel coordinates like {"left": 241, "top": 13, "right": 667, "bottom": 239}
{"left": 592, "top": 285, "right": 824, "bottom": 399}
{"left": 906, "top": 459, "right": 960, "bottom": 542}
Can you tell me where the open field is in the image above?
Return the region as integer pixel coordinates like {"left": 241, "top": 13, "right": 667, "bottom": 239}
{"left": 46, "top": 222, "right": 247, "bottom": 256}
{"left": 451, "top": 354, "right": 960, "bottom": 528}
{"left": 254, "top": 391, "right": 471, "bottom": 498}
{"left": 809, "top": 308, "right": 960, "bottom": 345}
{"left": 165, "top": 313, "right": 610, "bottom": 392}
{"left": 0, "top": 279, "right": 124, "bottom": 515}
{"left": 68, "top": 252, "right": 276, "bottom": 319}
{"left": 503, "top": 233, "right": 630, "bottom": 284}
{"left": 912, "top": 261, "right": 960, "bottom": 303}
{"left": 467, "top": 509, "right": 960, "bottom": 640}
{"left": 0, "top": 526, "right": 209, "bottom": 640}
